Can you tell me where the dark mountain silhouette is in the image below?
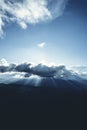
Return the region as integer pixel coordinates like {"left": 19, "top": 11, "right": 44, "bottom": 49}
{"left": 0, "top": 79, "right": 87, "bottom": 129}
{"left": 0, "top": 79, "right": 87, "bottom": 107}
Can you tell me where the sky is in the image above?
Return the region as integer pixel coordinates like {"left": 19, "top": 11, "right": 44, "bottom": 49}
{"left": 0, "top": 0, "right": 87, "bottom": 66}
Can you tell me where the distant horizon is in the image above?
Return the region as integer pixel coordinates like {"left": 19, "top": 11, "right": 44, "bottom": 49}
{"left": 0, "top": 58, "right": 87, "bottom": 67}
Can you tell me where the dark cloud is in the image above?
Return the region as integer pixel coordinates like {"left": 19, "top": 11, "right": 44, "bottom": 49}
{"left": 0, "top": 63, "right": 16, "bottom": 72}
{"left": 0, "top": 62, "right": 74, "bottom": 78}
{"left": 0, "top": 60, "right": 87, "bottom": 87}
{"left": 15, "top": 63, "right": 31, "bottom": 73}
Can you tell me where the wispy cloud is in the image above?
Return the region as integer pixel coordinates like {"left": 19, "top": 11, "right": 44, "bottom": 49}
{"left": 0, "top": 0, "right": 68, "bottom": 37}
{"left": 37, "top": 42, "right": 46, "bottom": 48}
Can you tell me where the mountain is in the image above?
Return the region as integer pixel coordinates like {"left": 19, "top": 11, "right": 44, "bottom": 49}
{"left": 0, "top": 60, "right": 87, "bottom": 128}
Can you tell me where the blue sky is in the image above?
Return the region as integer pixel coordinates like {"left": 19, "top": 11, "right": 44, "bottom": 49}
{"left": 0, "top": 0, "right": 87, "bottom": 66}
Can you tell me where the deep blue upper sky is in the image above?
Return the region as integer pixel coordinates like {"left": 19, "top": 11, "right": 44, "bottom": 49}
{"left": 0, "top": 0, "right": 87, "bottom": 66}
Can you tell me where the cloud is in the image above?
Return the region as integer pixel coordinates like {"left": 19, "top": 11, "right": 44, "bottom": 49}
{"left": 71, "top": 66, "right": 87, "bottom": 79}
{"left": 0, "top": 15, "right": 4, "bottom": 37}
{"left": 37, "top": 42, "right": 46, "bottom": 48}
{"left": 0, "top": 58, "right": 87, "bottom": 87}
{"left": 0, "top": 58, "right": 9, "bottom": 66}
{"left": 0, "top": 0, "right": 68, "bottom": 37}
{"left": 71, "top": 66, "right": 87, "bottom": 74}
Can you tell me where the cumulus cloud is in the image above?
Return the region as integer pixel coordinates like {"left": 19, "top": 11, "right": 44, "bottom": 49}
{"left": 0, "top": 58, "right": 87, "bottom": 87}
{"left": 0, "top": 58, "right": 9, "bottom": 66}
{"left": 37, "top": 42, "right": 46, "bottom": 48}
{"left": 0, "top": 0, "right": 68, "bottom": 37}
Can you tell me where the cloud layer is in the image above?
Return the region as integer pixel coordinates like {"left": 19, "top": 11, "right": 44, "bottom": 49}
{"left": 0, "top": 0, "right": 68, "bottom": 37}
{"left": 0, "top": 59, "right": 87, "bottom": 86}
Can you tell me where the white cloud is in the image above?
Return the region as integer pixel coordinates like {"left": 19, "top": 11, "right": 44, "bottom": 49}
{"left": 0, "top": 0, "right": 68, "bottom": 37}
{"left": 0, "top": 14, "right": 4, "bottom": 37}
{"left": 19, "top": 21, "right": 27, "bottom": 29}
{"left": 0, "top": 58, "right": 9, "bottom": 66}
{"left": 37, "top": 42, "right": 46, "bottom": 48}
